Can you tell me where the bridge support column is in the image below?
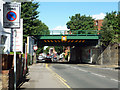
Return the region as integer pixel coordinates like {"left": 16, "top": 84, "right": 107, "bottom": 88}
{"left": 69, "top": 46, "right": 82, "bottom": 63}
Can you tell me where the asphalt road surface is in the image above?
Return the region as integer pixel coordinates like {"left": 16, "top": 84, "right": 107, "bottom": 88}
{"left": 50, "top": 63, "right": 119, "bottom": 88}
{"left": 19, "top": 63, "right": 119, "bottom": 89}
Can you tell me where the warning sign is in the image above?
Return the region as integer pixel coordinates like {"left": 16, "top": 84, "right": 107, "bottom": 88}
{"left": 61, "top": 36, "right": 67, "bottom": 42}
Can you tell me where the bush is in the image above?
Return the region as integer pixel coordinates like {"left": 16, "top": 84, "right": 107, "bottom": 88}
{"left": 27, "top": 54, "right": 31, "bottom": 65}
{"left": 65, "top": 55, "right": 68, "bottom": 60}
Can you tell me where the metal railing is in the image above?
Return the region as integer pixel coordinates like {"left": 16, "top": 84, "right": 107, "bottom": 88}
{"left": 43, "top": 30, "right": 99, "bottom": 36}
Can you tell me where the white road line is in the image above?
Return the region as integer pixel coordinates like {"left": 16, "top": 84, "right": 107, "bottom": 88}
{"left": 73, "top": 67, "right": 77, "bottom": 69}
{"left": 110, "top": 79, "right": 120, "bottom": 82}
{"left": 72, "top": 66, "right": 88, "bottom": 72}
{"left": 91, "top": 73, "right": 106, "bottom": 78}
{"left": 78, "top": 69, "right": 88, "bottom": 72}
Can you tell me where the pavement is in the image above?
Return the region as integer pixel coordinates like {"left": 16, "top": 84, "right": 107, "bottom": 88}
{"left": 18, "top": 62, "right": 119, "bottom": 89}
{"left": 19, "top": 63, "right": 68, "bottom": 89}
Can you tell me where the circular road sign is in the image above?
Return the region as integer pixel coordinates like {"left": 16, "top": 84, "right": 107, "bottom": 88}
{"left": 6, "top": 11, "right": 17, "bottom": 21}
{"left": 33, "top": 46, "right": 38, "bottom": 51}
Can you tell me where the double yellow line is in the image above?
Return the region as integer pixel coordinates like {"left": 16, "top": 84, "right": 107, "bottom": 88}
{"left": 46, "top": 64, "right": 72, "bottom": 89}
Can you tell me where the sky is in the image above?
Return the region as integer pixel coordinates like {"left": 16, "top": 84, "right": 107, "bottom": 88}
{"left": 36, "top": 2, "right": 119, "bottom": 30}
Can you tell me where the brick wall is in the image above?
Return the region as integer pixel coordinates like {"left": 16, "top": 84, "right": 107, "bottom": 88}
{"left": 69, "top": 44, "right": 118, "bottom": 65}
{"left": 94, "top": 20, "right": 103, "bottom": 30}
{"left": 92, "top": 44, "right": 118, "bottom": 65}
{"left": 119, "top": 46, "right": 120, "bottom": 66}
{"left": 2, "top": 54, "right": 27, "bottom": 89}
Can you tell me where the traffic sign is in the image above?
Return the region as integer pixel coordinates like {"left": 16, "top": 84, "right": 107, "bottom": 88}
{"left": 61, "top": 36, "right": 67, "bottom": 42}
{"left": 7, "top": 11, "right": 17, "bottom": 21}
{"left": 3, "top": 2, "right": 21, "bottom": 28}
{"left": 33, "top": 46, "right": 38, "bottom": 51}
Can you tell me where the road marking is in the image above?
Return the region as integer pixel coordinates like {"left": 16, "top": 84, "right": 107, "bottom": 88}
{"left": 17, "top": 81, "right": 24, "bottom": 88}
{"left": 46, "top": 64, "right": 71, "bottom": 89}
{"left": 78, "top": 69, "right": 88, "bottom": 72}
{"left": 110, "top": 79, "right": 120, "bottom": 82}
{"left": 72, "top": 66, "right": 88, "bottom": 72}
{"left": 91, "top": 73, "right": 106, "bottom": 78}
{"left": 46, "top": 64, "right": 66, "bottom": 82}
{"left": 46, "top": 63, "right": 48, "bottom": 68}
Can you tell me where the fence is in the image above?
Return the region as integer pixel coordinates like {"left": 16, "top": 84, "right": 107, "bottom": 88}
{"left": 2, "top": 54, "right": 28, "bottom": 89}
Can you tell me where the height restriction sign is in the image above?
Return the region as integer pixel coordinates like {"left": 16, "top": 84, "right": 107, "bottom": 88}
{"left": 3, "top": 2, "right": 21, "bottom": 28}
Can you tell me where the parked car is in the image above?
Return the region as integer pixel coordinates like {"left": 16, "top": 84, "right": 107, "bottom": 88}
{"left": 45, "top": 54, "right": 52, "bottom": 63}
{"left": 36, "top": 55, "right": 45, "bottom": 63}
{"left": 59, "top": 53, "right": 63, "bottom": 60}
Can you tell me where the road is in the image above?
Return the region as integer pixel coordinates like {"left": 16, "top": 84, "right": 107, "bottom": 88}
{"left": 50, "top": 63, "right": 119, "bottom": 88}
{"left": 19, "top": 63, "right": 119, "bottom": 89}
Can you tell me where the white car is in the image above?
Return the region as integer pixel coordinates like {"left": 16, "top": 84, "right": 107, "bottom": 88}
{"left": 59, "top": 53, "right": 63, "bottom": 60}
{"left": 37, "top": 55, "right": 45, "bottom": 63}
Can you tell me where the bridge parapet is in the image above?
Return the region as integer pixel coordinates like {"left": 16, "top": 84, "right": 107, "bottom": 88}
{"left": 47, "top": 30, "right": 99, "bottom": 36}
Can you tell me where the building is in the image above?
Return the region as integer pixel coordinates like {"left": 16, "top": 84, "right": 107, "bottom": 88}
{"left": 0, "top": 2, "right": 23, "bottom": 54}
{"left": 0, "top": 0, "right": 11, "bottom": 54}
{"left": 94, "top": 19, "right": 103, "bottom": 30}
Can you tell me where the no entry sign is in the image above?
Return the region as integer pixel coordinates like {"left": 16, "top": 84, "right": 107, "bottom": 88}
{"left": 3, "top": 3, "right": 21, "bottom": 28}
{"left": 33, "top": 46, "right": 38, "bottom": 51}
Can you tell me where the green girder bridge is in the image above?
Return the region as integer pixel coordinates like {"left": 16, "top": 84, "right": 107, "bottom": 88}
{"left": 34, "top": 30, "right": 100, "bottom": 46}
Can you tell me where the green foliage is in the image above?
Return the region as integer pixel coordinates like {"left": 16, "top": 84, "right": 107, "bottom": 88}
{"left": 65, "top": 54, "right": 68, "bottom": 60}
{"left": 100, "top": 11, "right": 119, "bottom": 46}
{"left": 10, "top": 52, "right": 22, "bottom": 54}
{"left": 21, "top": 2, "right": 50, "bottom": 53}
{"left": 36, "top": 47, "right": 44, "bottom": 56}
{"left": 54, "top": 46, "right": 63, "bottom": 55}
{"left": 118, "top": 11, "right": 120, "bottom": 42}
{"left": 66, "top": 14, "right": 96, "bottom": 31}
{"left": 27, "top": 53, "right": 31, "bottom": 65}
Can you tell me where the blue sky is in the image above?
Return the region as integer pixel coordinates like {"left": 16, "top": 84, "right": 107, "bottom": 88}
{"left": 37, "top": 2, "right": 118, "bottom": 30}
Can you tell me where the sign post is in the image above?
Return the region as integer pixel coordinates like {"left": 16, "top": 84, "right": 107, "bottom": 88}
{"left": 3, "top": 2, "right": 21, "bottom": 90}
{"left": 13, "top": 29, "right": 17, "bottom": 90}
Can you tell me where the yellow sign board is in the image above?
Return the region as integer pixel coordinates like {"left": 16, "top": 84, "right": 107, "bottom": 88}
{"left": 61, "top": 36, "right": 67, "bottom": 42}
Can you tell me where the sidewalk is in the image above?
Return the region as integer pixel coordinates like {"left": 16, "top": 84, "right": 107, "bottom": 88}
{"left": 19, "top": 63, "right": 67, "bottom": 89}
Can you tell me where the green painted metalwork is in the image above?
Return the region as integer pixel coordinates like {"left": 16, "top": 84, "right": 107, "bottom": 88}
{"left": 39, "top": 35, "right": 99, "bottom": 39}
{"left": 35, "top": 30, "right": 100, "bottom": 46}
{"left": 37, "top": 30, "right": 100, "bottom": 40}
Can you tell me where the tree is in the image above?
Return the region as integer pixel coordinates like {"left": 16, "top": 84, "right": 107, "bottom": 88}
{"left": 43, "top": 47, "right": 50, "bottom": 54}
{"left": 117, "top": 11, "right": 120, "bottom": 42}
{"left": 66, "top": 14, "right": 96, "bottom": 31}
{"left": 100, "top": 11, "right": 119, "bottom": 46}
{"left": 21, "top": 2, "right": 49, "bottom": 52}
{"left": 36, "top": 46, "right": 44, "bottom": 57}
{"left": 54, "top": 46, "right": 63, "bottom": 55}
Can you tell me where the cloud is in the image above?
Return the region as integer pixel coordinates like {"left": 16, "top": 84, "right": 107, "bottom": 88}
{"left": 92, "top": 13, "right": 106, "bottom": 20}
{"left": 52, "top": 25, "right": 69, "bottom": 30}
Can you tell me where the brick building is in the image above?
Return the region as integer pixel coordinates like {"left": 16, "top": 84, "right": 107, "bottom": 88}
{"left": 94, "top": 19, "right": 103, "bottom": 30}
